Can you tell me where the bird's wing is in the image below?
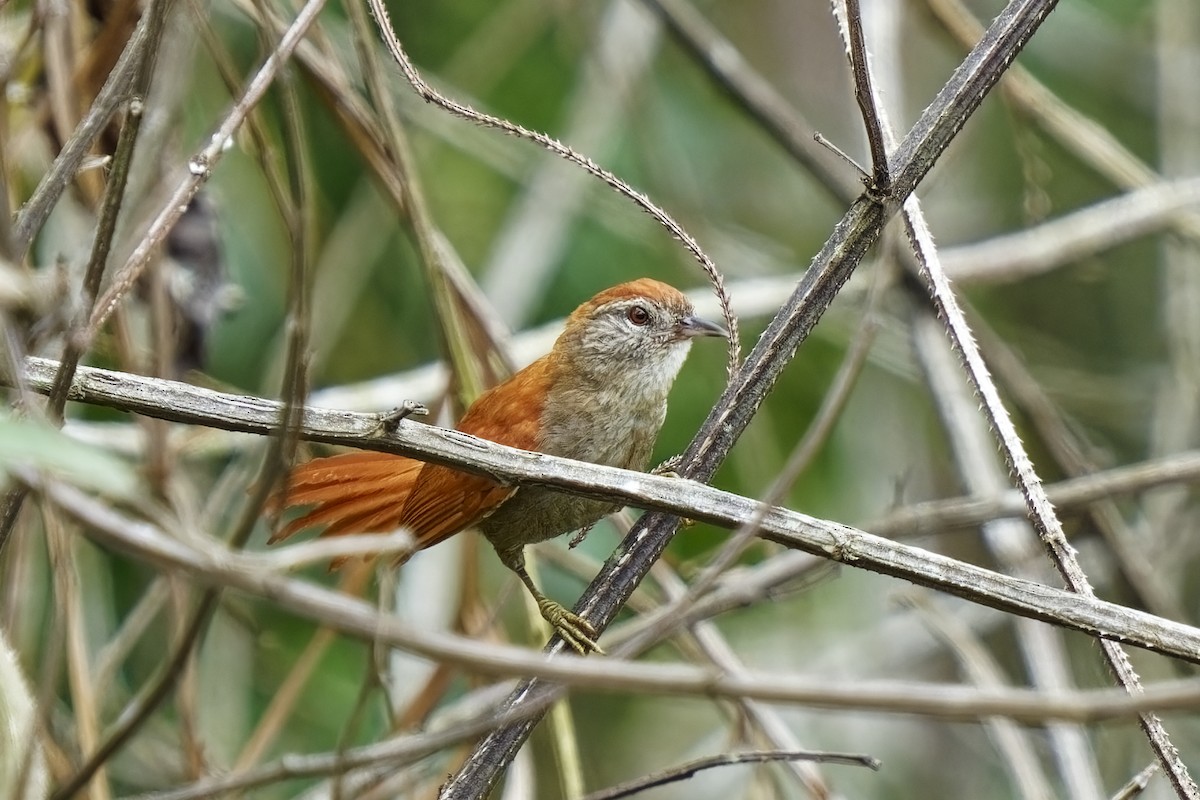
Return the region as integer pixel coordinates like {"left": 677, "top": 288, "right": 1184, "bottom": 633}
{"left": 398, "top": 357, "right": 552, "bottom": 549}
{"left": 269, "top": 356, "right": 555, "bottom": 554}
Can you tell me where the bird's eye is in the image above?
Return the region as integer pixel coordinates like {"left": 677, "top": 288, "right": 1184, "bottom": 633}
{"left": 626, "top": 305, "right": 651, "bottom": 326}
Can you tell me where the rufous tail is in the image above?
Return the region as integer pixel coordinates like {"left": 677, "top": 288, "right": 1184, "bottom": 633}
{"left": 267, "top": 452, "right": 423, "bottom": 544}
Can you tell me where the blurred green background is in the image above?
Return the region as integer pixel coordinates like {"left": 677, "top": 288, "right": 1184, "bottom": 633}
{"left": 4, "top": 0, "right": 1199, "bottom": 798}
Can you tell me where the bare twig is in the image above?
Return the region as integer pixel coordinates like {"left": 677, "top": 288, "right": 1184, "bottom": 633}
{"left": 0, "top": 0, "right": 173, "bottom": 557}
{"left": 49, "top": 8, "right": 324, "bottom": 791}
{"left": 911, "top": 308, "right": 1103, "bottom": 800}
{"left": 841, "top": 0, "right": 890, "bottom": 193}
{"left": 120, "top": 688, "right": 557, "bottom": 800}
{"left": 925, "top": 0, "right": 1200, "bottom": 242}
{"left": 943, "top": 177, "right": 1200, "bottom": 284}
{"left": 894, "top": 50, "right": 1199, "bottom": 800}
{"left": 874, "top": 34, "right": 1200, "bottom": 798}
{"left": 361, "top": 0, "right": 741, "bottom": 379}
{"left": 650, "top": 564, "right": 836, "bottom": 799}
{"left": 82, "top": 0, "right": 330, "bottom": 344}
{"left": 479, "top": 0, "right": 664, "bottom": 325}
{"left": 901, "top": 92, "right": 1199, "bottom": 800}
{"left": 871, "top": 449, "right": 1200, "bottom": 538}
{"left": 45, "top": 509, "right": 112, "bottom": 800}
{"left": 837, "top": 9, "right": 1118, "bottom": 790}
{"left": 50, "top": 584, "right": 218, "bottom": 800}
{"left": 580, "top": 749, "right": 880, "bottom": 800}
{"left": 968, "top": 313, "right": 1186, "bottom": 621}
{"left": 12, "top": 13, "right": 150, "bottom": 256}
{"left": 1113, "top": 764, "right": 1161, "bottom": 800}
{"left": 1149, "top": 0, "right": 1200, "bottom": 618}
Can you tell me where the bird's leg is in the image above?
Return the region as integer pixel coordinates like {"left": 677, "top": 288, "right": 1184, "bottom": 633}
{"left": 497, "top": 546, "right": 602, "bottom": 655}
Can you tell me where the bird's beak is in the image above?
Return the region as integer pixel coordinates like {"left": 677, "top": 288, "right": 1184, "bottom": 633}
{"left": 677, "top": 314, "right": 729, "bottom": 339}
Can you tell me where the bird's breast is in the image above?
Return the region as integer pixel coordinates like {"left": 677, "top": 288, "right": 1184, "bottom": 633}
{"left": 538, "top": 383, "right": 667, "bottom": 470}
{"left": 475, "top": 363, "right": 674, "bottom": 550}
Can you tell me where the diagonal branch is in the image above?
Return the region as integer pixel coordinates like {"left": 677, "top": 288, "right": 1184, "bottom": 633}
{"left": 443, "top": 0, "right": 1061, "bottom": 794}
{"left": 845, "top": 0, "right": 1196, "bottom": 790}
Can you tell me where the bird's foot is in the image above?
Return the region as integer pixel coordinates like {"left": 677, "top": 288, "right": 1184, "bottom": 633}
{"left": 650, "top": 456, "right": 695, "bottom": 528}
{"left": 651, "top": 454, "right": 683, "bottom": 478}
{"left": 538, "top": 598, "right": 603, "bottom": 655}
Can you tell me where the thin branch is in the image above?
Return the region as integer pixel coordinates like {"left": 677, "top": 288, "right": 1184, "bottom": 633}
{"left": 840, "top": 0, "right": 1187, "bottom": 792}
{"left": 48, "top": 0, "right": 174, "bottom": 421}
{"left": 925, "top": 0, "right": 1200, "bottom": 242}
{"left": 903, "top": 127, "right": 1200, "bottom": 800}
{"left": 121, "top": 689, "right": 558, "bottom": 800}
{"left": 969, "top": 312, "right": 1187, "bottom": 621}
{"left": 0, "top": 0, "right": 174, "bottom": 557}
{"left": 580, "top": 750, "right": 880, "bottom": 800}
{"left": 842, "top": 0, "right": 890, "bottom": 192}
{"left": 52, "top": 34, "right": 324, "bottom": 793}
{"left": 479, "top": 1, "right": 664, "bottom": 325}
{"left": 11, "top": 13, "right": 150, "bottom": 256}
{"left": 245, "top": 532, "right": 414, "bottom": 573}
{"left": 361, "top": 0, "right": 741, "bottom": 379}
{"left": 81, "top": 0, "right": 330, "bottom": 345}
{"left": 1148, "top": 0, "right": 1200, "bottom": 607}
{"left": 889, "top": 0, "right": 1057, "bottom": 199}
{"left": 651, "top": 564, "right": 835, "bottom": 798}
{"left": 1113, "top": 764, "right": 1161, "bottom": 800}
{"left": 44, "top": 509, "right": 112, "bottom": 800}
{"left": 911, "top": 308, "right": 1102, "bottom": 800}
{"left": 885, "top": 26, "right": 1199, "bottom": 799}
{"left": 50, "top": 586, "right": 218, "bottom": 800}
{"left": 92, "top": 579, "right": 170, "bottom": 700}
{"left": 852, "top": 0, "right": 1196, "bottom": 785}
{"left": 943, "top": 177, "right": 1200, "bottom": 284}
{"left": 871, "top": 449, "right": 1200, "bottom": 538}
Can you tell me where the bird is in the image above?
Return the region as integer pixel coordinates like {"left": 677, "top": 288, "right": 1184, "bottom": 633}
{"left": 268, "top": 278, "right": 727, "bottom": 654}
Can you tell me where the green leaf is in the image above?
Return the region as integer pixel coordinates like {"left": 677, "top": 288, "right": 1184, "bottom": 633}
{"left": 0, "top": 415, "right": 139, "bottom": 499}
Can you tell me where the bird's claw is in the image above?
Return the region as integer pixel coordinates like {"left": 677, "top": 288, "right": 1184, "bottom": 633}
{"left": 652, "top": 454, "right": 684, "bottom": 478}
{"left": 538, "top": 598, "right": 603, "bottom": 655}
{"left": 651, "top": 457, "right": 696, "bottom": 527}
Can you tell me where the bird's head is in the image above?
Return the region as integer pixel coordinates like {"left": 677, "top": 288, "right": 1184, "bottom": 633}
{"left": 555, "top": 278, "right": 727, "bottom": 389}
